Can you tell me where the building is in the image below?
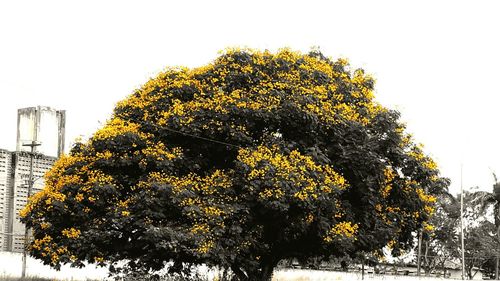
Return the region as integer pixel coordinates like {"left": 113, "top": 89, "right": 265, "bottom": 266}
{"left": 0, "top": 106, "right": 64, "bottom": 252}
{"left": 0, "top": 152, "right": 56, "bottom": 252}
{"left": 16, "top": 106, "right": 65, "bottom": 158}
{"left": 0, "top": 149, "right": 13, "bottom": 251}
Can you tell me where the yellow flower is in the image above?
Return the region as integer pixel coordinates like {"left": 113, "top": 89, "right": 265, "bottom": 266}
{"left": 324, "top": 221, "right": 359, "bottom": 243}
{"left": 238, "top": 145, "right": 348, "bottom": 202}
{"left": 423, "top": 222, "right": 434, "bottom": 232}
{"left": 61, "top": 228, "right": 81, "bottom": 239}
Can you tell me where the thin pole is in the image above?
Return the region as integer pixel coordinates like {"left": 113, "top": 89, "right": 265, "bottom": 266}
{"left": 417, "top": 230, "right": 422, "bottom": 276}
{"left": 496, "top": 222, "right": 499, "bottom": 280}
{"left": 21, "top": 141, "right": 41, "bottom": 278}
{"left": 361, "top": 254, "right": 365, "bottom": 280}
{"left": 460, "top": 164, "right": 465, "bottom": 280}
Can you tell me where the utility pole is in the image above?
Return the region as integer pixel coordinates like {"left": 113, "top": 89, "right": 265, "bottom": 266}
{"left": 460, "top": 164, "right": 465, "bottom": 280}
{"left": 21, "top": 140, "right": 41, "bottom": 278}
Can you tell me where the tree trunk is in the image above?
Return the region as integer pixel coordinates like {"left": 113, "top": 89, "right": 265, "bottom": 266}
{"left": 231, "top": 265, "right": 248, "bottom": 280}
{"left": 256, "top": 259, "right": 278, "bottom": 281}
{"left": 258, "top": 264, "right": 274, "bottom": 281}
{"left": 424, "top": 239, "right": 429, "bottom": 276}
{"left": 231, "top": 260, "right": 277, "bottom": 281}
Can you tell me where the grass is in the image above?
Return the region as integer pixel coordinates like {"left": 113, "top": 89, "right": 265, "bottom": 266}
{"left": 0, "top": 277, "right": 101, "bottom": 281}
{"left": 0, "top": 277, "right": 57, "bottom": 281}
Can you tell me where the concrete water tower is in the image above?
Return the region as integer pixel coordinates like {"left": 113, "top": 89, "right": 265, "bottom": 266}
{"left": 16, "top": 106, "right": 66, "bottom": 158}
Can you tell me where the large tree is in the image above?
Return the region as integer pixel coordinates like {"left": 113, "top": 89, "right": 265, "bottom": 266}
{"left": 420, "top": 191, "right": 500, "bottom": 279}
{"left": 470, "top": 175, "right": 500, "bottom": 278}
{"left": 460, "top": 189, "right": 500, "bottom": 279}
{"left": 21, "top": 48, "right": 448, "bottom": 280}
{"left": 415, "top": 193, "right": 457, "bottom": 276}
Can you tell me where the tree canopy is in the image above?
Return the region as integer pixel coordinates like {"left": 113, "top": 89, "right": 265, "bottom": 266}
{"left": 21, "top": 48, "right": 449, "bottom": 280}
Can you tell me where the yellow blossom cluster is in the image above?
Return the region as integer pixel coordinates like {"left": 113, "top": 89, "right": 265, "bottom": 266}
{"left": 30, "top": 234, "right": 70, "bottom": 265}
{"left": 115, "top": 67, "right": 202, "bottom": 119}
{"left": 422, "top": 158, "right": 438, "bottom": 170}
{"left": 141, "top": 169, "right": 232, "bottom": 195}
{"left": 20, "top": 155, "right": 77, "bottom": 218}
{"left": 40, "top": 222, "right": 51, "bottom": 229}
{"left": 113, "top": 48, "right": 384, "bottom": 132}
{"left": 407, "top": 146, "right": 438, "bottom": 171}
{"left": 191, "top": 223, "right": 210, "bottom": 234}
{"left": 197, "top": 239, "right": 215, "bottom": 254}
{"left": 20, "top": 149, "right": 121, "bottom": 241}
{"left": 416, "top": 188, "right": 437, "bottom": 204}
{"left": 381, "top": 167, "right": 396, "bottom": 198}
{"left": 61, "top": 227, "right": 81, "bottom": 239}
{"left": 237, "top": 145, "right": 348, "bottom": 201}
{"left": 31, "top": 234, "right": 53, "bottom": 251}
{"left": 156, "top": 89, "right": 282, "bottom": 126}
{"left": 92, "top": 118, "right": 144, "bottom": 141}
{"left": 140, "top": 142, "right": 182, "bottom": 162}
{"left": 305, "top": 213, "right": 314, "bottom": 224}
{"left": 423, "top": 221, "right": 435, "bottom": 233}
{"left": 323, "top": 221, "right": 359, "bottom": 243}
{"left": 415, "top": 188, "right": 437, "bottom": 216}
{"left": 259, "top": 187, "right": 285, "bottom": 199}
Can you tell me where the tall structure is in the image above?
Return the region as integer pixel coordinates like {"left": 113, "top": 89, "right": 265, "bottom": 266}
{"left": 8, "top": 152, "right": 55, "bottom": 252}
{"left": 0, "top": 149, "right": 13, "bottom": 251}
{"left": 16, "top": 106, "right": 66, "bottom": 158}
{"left": 0, "top": 106, "right": 65, "bottom": 252}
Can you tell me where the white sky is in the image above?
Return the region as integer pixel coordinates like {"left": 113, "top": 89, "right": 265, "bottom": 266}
{"left": 1, "top": 0, "right": 499, "bottom": 195}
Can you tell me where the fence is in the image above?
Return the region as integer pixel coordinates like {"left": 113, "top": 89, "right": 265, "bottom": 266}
{"left": 274, "top": 269, "right": 467, "bottom": 280}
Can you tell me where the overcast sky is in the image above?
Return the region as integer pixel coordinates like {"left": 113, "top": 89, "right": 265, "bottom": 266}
{"left": 1, "top": 0, "right": 499, "bottom": 195}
